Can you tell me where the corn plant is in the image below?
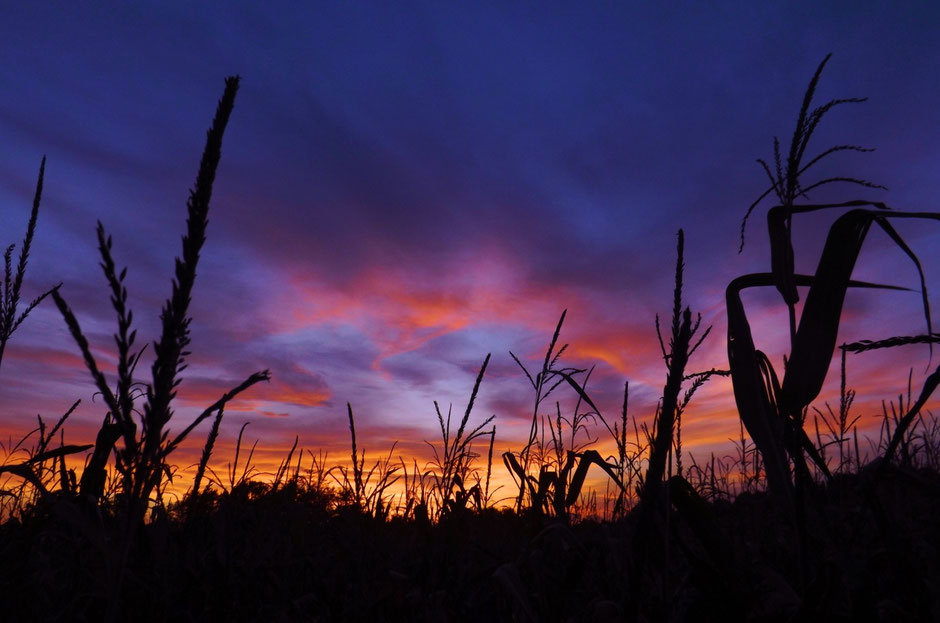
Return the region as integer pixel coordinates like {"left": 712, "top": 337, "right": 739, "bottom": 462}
{"left": 272, "top": 434, "right": 302, "bottom": 491}
{"left": 542, "top": 396, "right": 603, "bottom": 517}
{"left": 0, "top": 159, "right": 102, "bottom": 505}
{"left": 557, "top": 233, "right": 723, "bottom": 514}
{"left": 606, "top": 380, "right": 649, "bottom": 518}
{"left": 0, "top": 401, "right": 91, "bottom": 517}
{"left": 841, "top": 335, "right": 940, "bottom": 466}
{"left": 506, "top": 234, "right": 722, "bottom": 519}
{"left": 639, "top": 229, "right": 723, "bottom": 502}
{"left": 303, "top": 448, "right": 333, "bottom": 493}
{"left": 506, "top": 310, "right": 574, "bottom": 511}
{"left": 503, "top": 405, "right": 620, "bottom": 518}
{"left": 330, "top": 403, "right": 400, "bottom": 519}
{"left": 398, "top": 457, "right": 429, "bottom": 520}
{"left": 729, "top": 55, "right": 940, "bottom": 514}
{"left": 51, "top": 76, "right": 269, "bottom": 521}
{"left": 192, "top": 420, "right": 260, "bottom": 500}
{"left": 0, "top": 157, "right": 60, "bottom": 372}
{"left": 505, "top": 313, "right": 626, "bottom": 517}
{"left": 425, "top": 354, "right": 495, "bottom": 519}
{"left": 189, "top": 405, "right": 228, "bottom": 499}
{"left": 811, "top": 349, "right": 860, "bottom": 474}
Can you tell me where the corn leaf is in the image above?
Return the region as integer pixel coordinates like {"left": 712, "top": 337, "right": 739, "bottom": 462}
{"left": 783, "top": 209, "right": 939, "bottom": 412}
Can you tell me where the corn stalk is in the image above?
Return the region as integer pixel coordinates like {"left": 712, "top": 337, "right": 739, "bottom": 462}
{"left": 732, "top": 54, "right": 940, "bottom": 511}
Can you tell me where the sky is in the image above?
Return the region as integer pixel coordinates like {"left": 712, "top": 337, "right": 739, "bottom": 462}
{"left": 1, "top": 2, "right": 939, "bottom": 499}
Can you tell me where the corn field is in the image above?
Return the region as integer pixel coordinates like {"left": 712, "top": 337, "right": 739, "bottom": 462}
{"left": 1, "top": 58, "right": 939, "bottom": 622}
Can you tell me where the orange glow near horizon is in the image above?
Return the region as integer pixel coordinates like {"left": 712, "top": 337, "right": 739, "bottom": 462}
{"left": 3, "top": 245, "right": 939, "bottom": 517}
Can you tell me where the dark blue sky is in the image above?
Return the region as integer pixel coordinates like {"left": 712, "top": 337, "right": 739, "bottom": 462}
{"left": 1, "top": 2, "right": 938, "bottom": 472}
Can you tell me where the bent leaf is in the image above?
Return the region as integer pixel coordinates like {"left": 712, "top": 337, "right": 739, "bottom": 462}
{"left": 783, "top": 209, "right": 939, "bottom": 412}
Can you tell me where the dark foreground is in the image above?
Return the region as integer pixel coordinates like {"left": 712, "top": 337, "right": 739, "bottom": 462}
{"left": 1, "top": 467, "right": 938, "bottom": 623}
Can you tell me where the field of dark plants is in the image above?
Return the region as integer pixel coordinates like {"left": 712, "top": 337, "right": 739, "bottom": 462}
{"left": 2, "top": 58, "right": 940, "bottom": 622}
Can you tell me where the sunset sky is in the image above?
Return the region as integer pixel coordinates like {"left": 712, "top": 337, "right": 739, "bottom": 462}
{"left": 1, "top": 3, "right": 939, "bottom": 494}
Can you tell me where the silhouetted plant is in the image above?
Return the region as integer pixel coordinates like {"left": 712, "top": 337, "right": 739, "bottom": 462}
{"left": 506, "top": 240, "right": 723, "bottom": 520}
{"left": 841, "top": 339, "right": 940, "bottom": 466}
{"left": 331, "top": 403, "right": 400, "bottom": 519}
{"left": 640, "top": 229, "right": 717, "bottom": 502}
{"left": 505, "top": 313, "right": 626, "bottom": 517}
{"left": 607, "top": 380, "right": 647, "bottom": 519}
{"left": 188, "top": 409, "right": 269, "bottom": 501}
{"left": 540, "top": 376, "right": 607, "bottom": 518}
{"left": 0, "top": 157, "right": 59, "bottom": 372}
{"left": 506, "top": 310, "right": 574, "bottom": 511}
{"left": 2, "top": 59, "right": 940, "bottom": 623}
{"left": 727, "top": 55, "right": 940, "bottom": 601}
{"left": 425, "top": 354, "right": 495, "bottom": 519}
{"left": 739, "top": 53, "right": 885, "bottom": 345}
{"left": 189, "top": 405, "right": 227, "bottom": 499}
{"left": 51, "top": 76, "right": 269, "bottom": 521}
{"left": 0, "top": 158, "right": 89, "bottom": 510}
{"left": 731, "top": 56, "right": 940, "bottom": 499}
{"left": 0, "top": 400, "right": 90, "bottom": 517}
{"left": 811, "top": 349, "right": 860, "bottom": 474}
{"left": 272, "top": 434, "right": 301, "bottom": 490}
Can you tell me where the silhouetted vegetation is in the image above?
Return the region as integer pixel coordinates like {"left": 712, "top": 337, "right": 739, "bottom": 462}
{"left": 2, "top": 60, "right": 939, "bottom": 621}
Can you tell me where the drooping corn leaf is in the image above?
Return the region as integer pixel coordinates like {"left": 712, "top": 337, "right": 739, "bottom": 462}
{"left": 727, "top": 274, "right": 794, "bottom": 510}
{"left": 565, "top": 449, "right": 623, "bottom": 509}
{"left": 782, "top": 209, "right": 939, "bottom": 412}
{"left": 728, "top": 272, "right": 907, "bottom": 507}
{"left": 766, "top": 201, "right": 888, "bottom": 309}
